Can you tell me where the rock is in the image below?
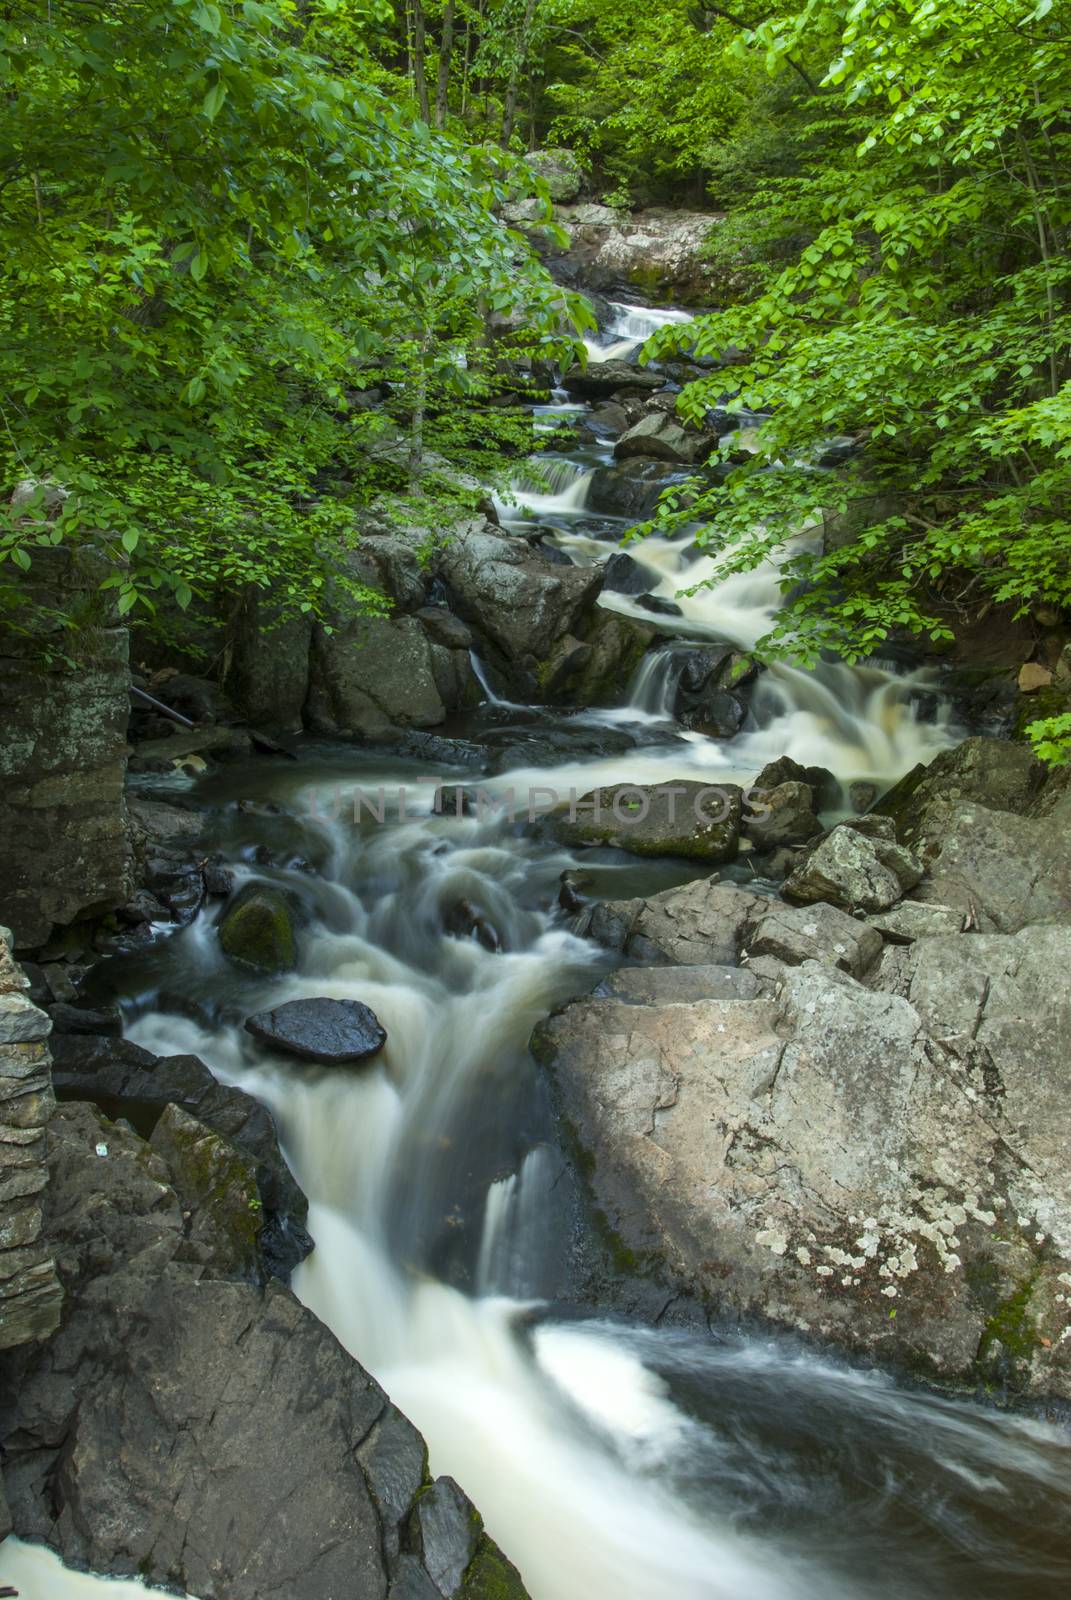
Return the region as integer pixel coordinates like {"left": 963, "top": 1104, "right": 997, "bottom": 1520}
{"left": 561, "top": 361, "right": 665, "bottom": 400}
{"left": 224, "top": 591, "right": 313, "bottom": 732}
{"left": 415, "top": 606, "right": 475, "bottom": 650}
{"left": 613, "top": 413, "right": 708, "bottom": 465}
{"left": 534, "top": 956, "right": 1071, "bottom": 1396}
{"left": 0, "top": 1104, "right": 525, "bottom": 1600}
{"left": 525, "top": 147, "right": 583, "bottom": 202}
{"left": 308, "top": 613, "right": 446, "bottom": 737}
{"left": 439, "top": 519, "right": 602, "bottom": 669}
{"left": 849, "top": 780, "right": 878, "bottom": 813}
{"left": 150, "top": 1102, "right": 263, "bottom": 1282}
{"left": 142, "top": 850, "right": 206, "bottom": 926}
{"left": 244, "top": 997, "right": 388, "bottom": 1064}
{"left": 575, "top": 878, "right": 766, "bottom": 966}
{"left": 877, "top": 736, "right": 1044, "bottom": 850}
{"left": 866, "top": 901, "right": 967, "bottom": 943}
{"left": 49, "top": 1035, "right": 312, "bottom": 1279}
{"left": 678, "top": 686, "right": 747, "bottom": 737}
{"left": 595, "top": 964, "right": 761, "bottom": 1004}
{"left": 784, "top": 823, "right": 922, "bottom": 913}
{"left": 128, "top": 725, "right": 251, "bottom": 773}
{"left": 0, "top": 994, "right": 51, "bottom": 1046}
{"left": 553, "top": 782, "right": 742, "bottom": 863}
{"left": 128, "top": 797, "right": 206, "bottom": 850}
{"left": 583, "top": 400, "right": 629, "bottom": 437}
{"left": 218, "top": 884, "right": 300, "bottom": 973}
{"left": 601, "top": 551, "right": 653, "bottom": 596}
{"left": 0, "top": 548, "right": 133, "bottom": 948}
{"left": 587, "top": 460, "right": 692, "bottom": 519}
{"left": 748, "top": 782, "right": 821, "bottom": 849}
{"left": 46, "top": 1001, "right": 121, "bottom": 1037}
{"left": 146, "top": 672, "right": 234, "bottom": 724}
{"left": 634, "top": 593, "right": 683, "bottom": 618}
{"left": 912, "top": 801, "right": 1071, "bottom": 932}
{"left": 753, "top": 756, "right": 838, "bottom": 808}
{"left": 747, "top": 902, "right": 882, "bottom": 978}
{"left": 547, "top": 206, "right": 724, "bottom": 304}
{"left": 1018, "top": 662, "right": 1054, "bottom": 693}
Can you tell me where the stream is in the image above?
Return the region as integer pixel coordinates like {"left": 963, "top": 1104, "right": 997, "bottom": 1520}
{"left": 5, "top": 301, "right": 1071, "bottom": 1600}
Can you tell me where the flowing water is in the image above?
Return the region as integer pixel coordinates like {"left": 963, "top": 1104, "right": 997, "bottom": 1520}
{"left": 9, "top": 297, "right": 1071, "bottom": 1600}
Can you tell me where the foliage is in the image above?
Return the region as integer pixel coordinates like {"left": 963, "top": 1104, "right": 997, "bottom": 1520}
{"left": 0, "top": 0, "right": 583, "bottom": 637}
{"left": 643, "top": 0, "right": 1071, "bottom": 664}
{"left": 1025, "top": 711, "right": 1071, "bottom": 766}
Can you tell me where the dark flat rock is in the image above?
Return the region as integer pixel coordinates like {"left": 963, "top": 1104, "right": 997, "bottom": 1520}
{"left": 244, "top": 997, "right": 387, "bottom": 1063}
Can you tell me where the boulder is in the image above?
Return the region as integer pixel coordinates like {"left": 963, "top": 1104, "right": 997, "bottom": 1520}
{"left": 525, "top": 147, "right": 584, "bottom": 202}
{"left": 753, "top": 755, "right": 838, "bottom": 808}
{"left": 308, "top": 614, "right": 445, "bottom": 737}
{"left": 553, "top": 782, "right": 742, "bottom": 863}
{"left": 747, "top": 782, "right": 822, "bottom": 849}
{"left": 223, "top": 590, "right": 313, "bottom": 733}
{"left": 877, "top": 736, "right": 1044, "bottom": 850}
{"left": 613, "top": 413, "right": 708, "bottom": 466}
{"left": 912, "top": 801, "right": 1071, "bottom": 932}
{"left": 244, "top": 997, "right": 387, "bottom": 1064}
{"left": 0, "top": 1103, "right": 528, "bottom": 1600}
{"left": 561, "top": 362, "right": 665, "bottom": 400}
{"left": 546, "top": 206, "right": 724, "bottom": 304}
{"left": 49, "top": 1034, "right": 312, "bottom": 1280}
{"left": 587, "top": 460, "right": 692, "bottom": 519}
{"left": 594, "top": 964, "right": 761, "bottom": 1005}
{"left": 533, "top": 955, "right": 1071, "bottom": 1396}
{"left": 575, "top": 878, "right": 767, "bottom": 966}
{"left": 439, "top": 520, "right": 602, "bottom": 668}
{"left": 746, "top": 901, "right": 882, "bottom": 978}
{"left": 866, "top": 901, "right": 967, "bottom": 944}
{"left": 601, "top": 551, "right": 653, "bottom": 596}
{"left": 150, "top": 1102, "right": 263, "bottom": 1282}
{"left": 218, "top": 883, "right": 300, "bottom": 973}
{"left": 784, "top": 822, "right": 922, "bottom": 914}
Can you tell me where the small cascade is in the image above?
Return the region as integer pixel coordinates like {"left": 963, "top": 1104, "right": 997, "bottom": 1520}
{"left": 586, "top": 302, "right": 696, "bottom": 365}
{"left": 476, "top": 1145, "right": 558, "bottom": 1298}
{"left": 626, "top": 648, "right": 683, "bottom": 719}
{"left": 498, "top": 457, "right": 596, "bottom": 521}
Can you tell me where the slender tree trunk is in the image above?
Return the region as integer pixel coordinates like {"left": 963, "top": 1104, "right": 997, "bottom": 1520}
{"left": 435, "top": 0, "right": 456, "bottom": 129}
{"left": 411, "top": 0, "right": 431, "bottom": 122}
{"left": 501, "top": 0, "right": 539, "bottom": 147}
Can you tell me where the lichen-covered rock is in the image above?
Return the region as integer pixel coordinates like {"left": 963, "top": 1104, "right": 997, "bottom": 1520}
{"left": 218, "top": 883, "right": 299, "bottom": 973}
{"left": 576, "top": 877, "right": 767, "bottom": 966}
{"left": 747, "top": 901, "right": 882, "bottom": 978}
{"left": 747, "top": 781, "right": 822, "bottom": 849}
{"left": 613, "top": 413, "right": 708, "bottom": 465}
{"left": 525, "top": 147, "right": 583, "bottom": 202}
{"left": 784, "top": 822, "right": 922, "bottom": 913}
{"left": 534, "top": 953, "right": 1071, "bottom": 1397}
{"left": 554, "top": 782, "right": 742, "bottom": 863}
{"left": 912, "top": 801, "right": 1071, "bottom": 932}
{"left": 877, "top": 735, "right": 1044, "bottom": 849}
{"left": 150, "top": 1102, "right": 263, "bottom": 1282}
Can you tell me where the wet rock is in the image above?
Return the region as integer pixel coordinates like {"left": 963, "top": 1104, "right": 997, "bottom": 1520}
{"left": 150, "top": 1102, "right": 263, "bottom": 1282}
{"left": 404, "top": 1475, "right": 481, "bottom": 1597}
{"left": 587, "top": 460, "right": 693, "bottom": 520}
{"left": 554, "top": 782, "right": 742, "bottom": 863}
{"left": 415, "top": 606, "right": 475, "bottom": 651}
{"left": 218, "top": 883, "right": 300, "bottom": 973}
{"left": 576, "top": 878, "right": 767, "bottom": 966}
{"left": 0, "top": 1104, "right": 526, "bottom": 1600}
{"left": 614, "top": 413, "right": 708, "bottom": 466}
{"left": 244, "top": 997, "right": 388, "bottom": 1064}
{"left": 601, "top": 551, "right": 653, "bottom": 596}
{"left": 46, "top": 1001, "right": 121, "bottom": 1037}
{"left": 561, "top": 361, "right": 664, "bottom": 400}
{"left": 533, "top": 957, "right": 1071, "bottom": 1397}
{"left": 747, "top": 902, "right": 882, "bottom": 978}
{"left": 848, "top": 780, "right": 878, "bottom": 814}
{"left": 748, "top": 782, "right": 822, "bottom": 849}
{"left": 877, "top": 736, "right": 1044, "bottom": 850}
{"left": 584, "top": 400, "right": 629, "bottom": 437}
{"left": 128, "top": 797, "right": 207, "bottom": 850}
{"left": 49, "top": 1035, "right": 311, "bottom": 1280}
{"left": 678, "top": 687, "right": 747, "bottom": 738}
{"left": 142, "top": 851, "right": 206, "bottom": 925}
{"left": 784, "top": 823, "right": 922, "bottom": 914}
{"left": 753, "top": 756, "right": 838, "bottom": 809}
{"left": 634, "top": 593, "right": 683, "bottom": 618}
{"left": 443, "top": 901, "right": 501, "bottom": 953}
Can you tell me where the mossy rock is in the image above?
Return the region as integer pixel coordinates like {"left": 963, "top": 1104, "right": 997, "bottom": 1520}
{"left": 150, "top": 1102, "right": 264, "bottom": 1282}
{"left": 461, "top": 1535, "right": 530, "bottom": 1600}
{"left": 218, "top": 883, "right": 299, "bottom": 973}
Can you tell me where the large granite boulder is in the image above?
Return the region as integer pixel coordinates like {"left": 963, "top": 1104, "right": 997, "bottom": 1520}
{"left": 0, "top": 1103, "right": 528, "bottom": 1600}
{"left": 878, "top": 736, "right": 1044, "bottom": 850}
{"left": 575, "top": 877, "right": 767, "bottom": 965}
{"left": 912, "top": 801, "right": 1071, "bottom": 932}
{"left": 308, "top": 613, "right": 446, "bottom": 737}
{"left": 613, "top": 413, "right": 709, "bottom": 466}
{"left": 553, "top": 782, "right": 742, "bottom": 863}
{"left": 533, "top": 938, "right": 1071, "bottom": 1397}
{"left": 560, "top": 362, "right": 665, "bottom": 400}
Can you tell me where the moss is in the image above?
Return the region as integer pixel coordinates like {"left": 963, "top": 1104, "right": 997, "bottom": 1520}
{"left": 976, "top": 1269, "right": 1041, "bottom": 1372}
{"left": 461, "top": 1535, "right": 529, "bottom": 1600}
{"left": 218, "top": 885, "right": 298, "bottom": 973}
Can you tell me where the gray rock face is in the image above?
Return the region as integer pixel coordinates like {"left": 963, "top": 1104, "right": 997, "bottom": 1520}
{"left": 554, "top": 782, "right": 742, "bottom": 863}
{"left": 548, "top": 206, "right": 724, "bottom": 303}
{"left": 0, "top": 550, "right": 133, "bottom": 949}
{"left": 0, "top": 930, "right": 61, "bottom": 1351}
{"left": 224, "top": 590, "right": 313, "bottom": 733}
{"left": 534, "top": 946, "right": 1071, "bottom": 1397}
{"left": 912, "top": 801, "right": 1071, "bottom": 932}
{"left": 784, "top": 822, "right": 922, "bottom": 913}
{"left": 878, "top": 736, "right": 1044, "bottom": 849}
{"left": 245, "top": 997, "right": 388, "bottom": 1064}
{"left": 439, "top": 519, "right": 602, "bottom": 668}
{"left": 866, "top": 901, "right": 967, "bottom": 944}
{"left": 50, "top": 1034, "right": 312, "bottom": 1280}
{"left": 588, "top": 459, "right": 690, "bottom": 519}
{"left": 747, "top": 901, "right": 882, "bottom": 978}
{"left": 0, "top": 1104, "right": 526, "bottom": 1600}
{"left": 150, "top": 1103, "right": 264, "bottom": 1282}
{"left": 309, "top": 613, "right": 446, "bottom": 737}
{"left": 577, "top": 878, "right": 767, "bottom": 966}
{"left": 747, "top": 781, "right": 821, "bottom": 849}
{"left": 614, "top": 413, "right": 708, "bottom": 465}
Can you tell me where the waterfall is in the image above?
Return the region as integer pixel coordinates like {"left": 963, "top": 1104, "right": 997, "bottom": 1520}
{"left": 627, "top": 649, "right": 682, "bottom": 718}
{"left": 585, "top": 302, "right": 696, "bottom": 365}
{"left": 497, "top": 457, "right": 596, "bottom": 521}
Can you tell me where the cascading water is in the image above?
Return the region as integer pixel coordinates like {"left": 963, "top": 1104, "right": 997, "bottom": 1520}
{"left": 10, "top": 299, "right": 1071, "bottom": 1600}
{"left": 586, "top": 301, "right": 696, "bottom": 365}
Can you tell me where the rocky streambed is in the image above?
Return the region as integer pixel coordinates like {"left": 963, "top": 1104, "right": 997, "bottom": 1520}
{"left": 3, "top": 297, "right": 1071, "bottom": 1599}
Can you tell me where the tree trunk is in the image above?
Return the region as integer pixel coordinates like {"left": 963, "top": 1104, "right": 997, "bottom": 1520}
{"left": 411, "top": 0, "right": 431, "bottom": 122}
{"left": 501, "top": 0, "right": 539, "bottom": 147}
{"left": 435, "top": 0, "right": 456, "bottom": 129}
